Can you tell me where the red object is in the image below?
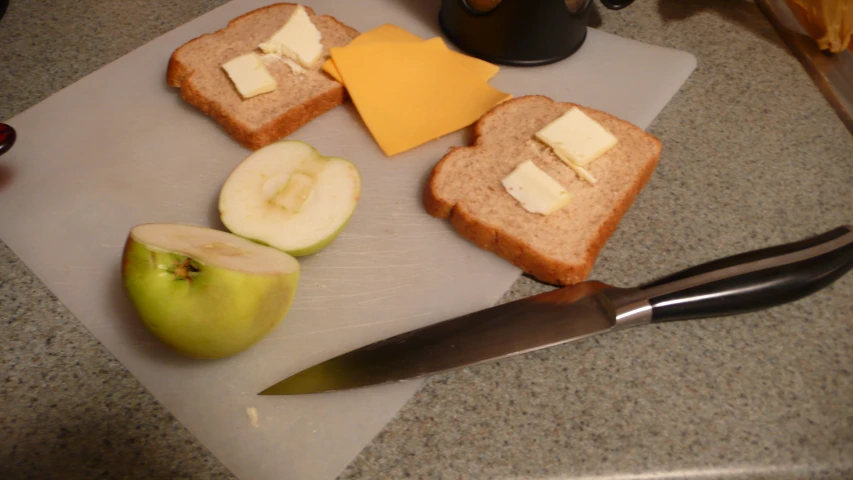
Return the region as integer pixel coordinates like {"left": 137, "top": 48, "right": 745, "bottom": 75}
{"left": 0, "top": 123, "right": 15, "bottom": 156}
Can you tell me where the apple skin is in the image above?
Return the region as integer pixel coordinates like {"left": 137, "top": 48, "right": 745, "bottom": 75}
{"left": 121, "top": 235, "right": 300, "bottom": 359}
{"left": 276, "top": 214, "right": 355, "bottom": 257}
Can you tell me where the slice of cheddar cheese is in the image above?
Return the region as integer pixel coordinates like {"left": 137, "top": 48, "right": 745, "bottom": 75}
{"left": 329, "top": 37, "right": 511, "bottom": 156}
{"left": 322, "top": 24, "right": 500, "bottom": 84}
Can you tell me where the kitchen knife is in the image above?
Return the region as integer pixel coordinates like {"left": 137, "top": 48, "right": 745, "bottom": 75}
{"left": 260, "top": 225, "right": 853, "bottom": 395}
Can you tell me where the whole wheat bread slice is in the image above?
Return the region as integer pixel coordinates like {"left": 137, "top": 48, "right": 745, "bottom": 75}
{"left": 167, "top": 3, "right": 359, "bottom": 150}
{"left": 424, "top": 95, "right": 662, "bottom": 286}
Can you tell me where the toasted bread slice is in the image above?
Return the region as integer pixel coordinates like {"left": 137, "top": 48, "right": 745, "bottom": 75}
{"left": 167, "top": 3, "right": 359, "bottom": 150}
{"left": 424, "top": 95, "right": 662, "bottom": 286}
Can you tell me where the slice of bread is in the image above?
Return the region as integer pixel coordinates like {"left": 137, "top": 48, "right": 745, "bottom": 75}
{"left": 167, "top": 3, "right": 359, "bottom": 150}
{"left": 424, "top": 95, "right": 662, "bottom": 286}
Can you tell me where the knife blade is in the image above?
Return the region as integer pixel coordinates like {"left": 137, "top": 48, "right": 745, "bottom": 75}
{"left": 260, "top": 225, "right": 853, "bottom": 395}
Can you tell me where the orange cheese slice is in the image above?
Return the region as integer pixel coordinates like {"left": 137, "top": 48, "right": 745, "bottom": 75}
{"left": 328, "top": 37, "right": 511, "bottom": 156}
{"left": 322, "top": 24, "right": 500, "bottom": 84}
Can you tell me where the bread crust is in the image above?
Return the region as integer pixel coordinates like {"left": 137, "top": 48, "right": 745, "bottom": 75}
{"left": 424, "top": 95, "right": 662, "bottom": 286}
{"left": 166, "top": 3, "right": 359, "bottom": 150}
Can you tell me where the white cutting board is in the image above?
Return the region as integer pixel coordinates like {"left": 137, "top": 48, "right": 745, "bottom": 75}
{"left": 0, "top": 1, "right": 696, "bottom": 479}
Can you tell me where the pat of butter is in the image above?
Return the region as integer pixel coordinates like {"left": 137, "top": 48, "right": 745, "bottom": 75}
{"left": 221, "top": 53, "right": 277, "bottom": 99}
{"left": 259, "top": 4, "right": 323, "bottom": 68}
{"left": 260, "top": 53, "right": 307, "bottom": 77}
{"left": 551, "top": 148, "right": 597, "bottom": 185}
{"left": 535, "top": 107, "right": 618, "bottom": 167}
{"left": 501, "top": 160, "right": 572, "bottom": 215}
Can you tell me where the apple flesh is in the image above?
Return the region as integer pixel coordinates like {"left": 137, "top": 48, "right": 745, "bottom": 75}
{"left": 219, "top": 140, "right": 361, "bottom": 256}
{"left": 121, "top": 223, "right": 301, "bottom": 359}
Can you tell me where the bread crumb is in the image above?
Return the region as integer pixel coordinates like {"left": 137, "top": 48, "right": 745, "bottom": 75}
{"left": 246, "top": 407, "right": 260, "bottom": 427}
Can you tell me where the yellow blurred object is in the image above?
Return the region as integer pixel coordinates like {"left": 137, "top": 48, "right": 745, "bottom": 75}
{"left": 786, "top": 0, "right": 853, "bottom": 53}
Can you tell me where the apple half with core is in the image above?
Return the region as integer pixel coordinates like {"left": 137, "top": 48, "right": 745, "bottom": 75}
{"left": 121, "top": 223, "right": 301, "bottom": 359}
{"left": 219, "top": 140, "right": 361, "bottom": 256}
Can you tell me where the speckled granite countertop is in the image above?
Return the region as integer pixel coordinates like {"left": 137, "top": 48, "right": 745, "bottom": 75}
{"left": 2, "top": 1, "right": 852, "bottom": 479}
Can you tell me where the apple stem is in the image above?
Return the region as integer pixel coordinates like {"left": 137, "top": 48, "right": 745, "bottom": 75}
{"left": 173, "top": 258, "right": 199, "bottom": 281}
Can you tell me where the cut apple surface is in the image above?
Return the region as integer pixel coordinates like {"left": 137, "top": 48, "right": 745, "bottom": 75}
{"left": 121, "top": 223, "right": 300, "bottom": 359}
{"left": 219, "top": 140, "right": 361, "bottom": 256}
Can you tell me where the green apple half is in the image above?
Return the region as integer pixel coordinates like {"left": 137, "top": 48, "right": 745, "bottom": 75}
{"left": 121, "top": 223, "right": 300, "bottom": 359}
{"left": 218, "top": 140, "right": 361, "bottom": 256}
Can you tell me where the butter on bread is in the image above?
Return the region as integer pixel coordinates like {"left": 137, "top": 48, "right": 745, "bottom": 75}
{"left": 166, "top": 3, "right": 359, "bottom": 150}
{"left": 424, "top": 95, "right": 662, "bottom": 286}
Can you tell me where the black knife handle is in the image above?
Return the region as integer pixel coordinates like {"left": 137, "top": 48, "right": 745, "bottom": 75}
{"left": 635, "top": 225, "right": 853, "bottom": 323}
